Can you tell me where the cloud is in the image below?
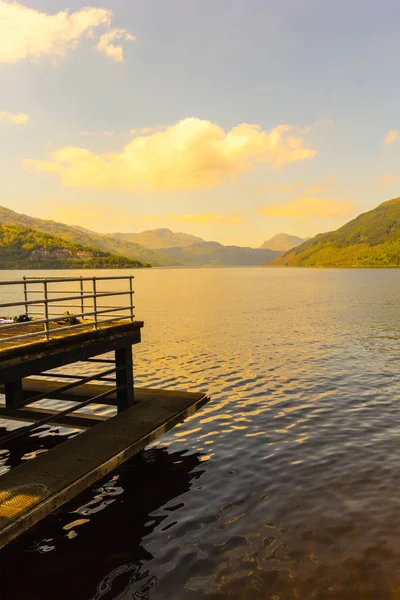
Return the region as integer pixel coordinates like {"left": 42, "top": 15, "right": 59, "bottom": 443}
{"left": 380, "top": 175, "right": 399, "bottom": 183}
{"left": 0, "top": 1, "right": 134, "bottom": 64}
{"left": 385, "top": 131, "right": 398, "bottom": 145}
{"left": 171, "top": 213, "right": 244, "bottom": 225}
{"left": 43, "top": 199, "right": 243, "bottom": 230}
{"left": 25, "top": 118, "right": 316, "bottom": 193}
{"left": 262, "top": 181, "right": 325, "bottom": 195}
{"left": 0, "top": 110, "right": 29, "bottom": 124}
{"left": 258, "top": 197, "right": 354, "bottom": 218}
{"left": 96, "top": 28, "right": 135, "bottom": 62}
{"left": 302, "top": 184, "right": 322, "bottom": 195}
{"left": 262, "top": 184, "right": 292, "bottom": 192}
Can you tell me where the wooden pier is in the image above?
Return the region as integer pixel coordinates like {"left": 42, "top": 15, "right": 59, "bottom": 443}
{"left": 0, "top": 276, "right": 209, "bottom": 548}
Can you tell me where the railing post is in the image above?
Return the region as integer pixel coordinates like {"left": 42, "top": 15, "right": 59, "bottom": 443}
{"left": 129, "top": 276, "right": 134, "bottom": 322}
{"left": 43, "top": 280, "right": 50, "bottom": 340}
{"left": 115, "top": 345, "right": 134, "bottom": 412}
{"left": 23, "top": 276, "right": 29, "bottom": 318}
{"left": 92, "top": 278, "right": 98, "bottom": 330}
{"left": 80, "top": 277, "right": 84, "bottom": 320}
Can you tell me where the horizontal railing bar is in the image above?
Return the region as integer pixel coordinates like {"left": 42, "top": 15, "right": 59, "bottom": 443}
{"left": 0, "top": 290, "right": 134, "bottom": 310}
{"left": 25, "top": 291, "right": 127, "bottom": 295}
{"left": 0, "top": 330, "right": 48, "bottom": 343}
{"left": 0, "top": 384, "right": 126, "bottom": 445}
{"left": 27, "top": 306, "right": 132, "bottom": 312}
{"left": 0, "top": 275, "right": 134, "bottom": 286}
{"left": 23, "top": 276, "right": 135, "bottom": 283}
{"left": 2, "top": 305, "right": 133, "bottom": 327}
{"left": 26, "top": 307, "right": 133, "bottom": 320}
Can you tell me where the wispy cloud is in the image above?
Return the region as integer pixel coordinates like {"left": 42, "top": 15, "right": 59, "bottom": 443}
{"left": 0, "top": 111, "right": 29, "bottom": 125}
{"left": 258, "top": 197, "right": 354, "bottom": 218}
{"left": 262, "top": 184, "right": 293, "bottom": 192}
{"left": 43, "top": 200, "right": 245, "bottom": 230}
{"left": 385, "top": 131, "right": 398, "bottom": 145}
{"left": 0, "top": 1, "right": 134, "bottom": 64}
{"left": 302, "top": 184, "right": 322, "bottom": 195}
{"left": 25, "top": 118, "right": 316, "bottom": 193}
{"left": 171, "top": 213, "right": 244, "bottom": 225}
{"left": 263, "top": 179, "right": 329, "bottom": 195}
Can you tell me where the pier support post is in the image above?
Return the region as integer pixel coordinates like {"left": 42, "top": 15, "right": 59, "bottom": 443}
{"left": 115, "top": 345, "right": 134, "bottom": 412}
{"left": 5, "top": 378, "right": 23, "bottom": 408}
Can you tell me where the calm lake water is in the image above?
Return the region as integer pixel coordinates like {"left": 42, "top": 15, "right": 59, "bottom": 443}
{"left": 1, "top": 267, "right": 400, "bottom": 599}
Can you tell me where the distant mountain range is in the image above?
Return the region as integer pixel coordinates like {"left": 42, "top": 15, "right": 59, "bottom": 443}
{"left": 155, "top": 241, "right": 280, "bottom": 266}
{"left": 260, "top": 233, "right": 308, "bottom": 251}
{"left": 0, "top": 224, "right": 146, "bottom": 269}
{"left": 3, "top": 199, "right": 400, "bottom": 269}
{"left": 0, "top": 208, "right": 285, "bottom": 267}
{"left": 112, "top": 228, "right": 204, "bottom": 249}
{"left": 0, "top": 206, "right": 174, "bottom": 266}
{"left": 271, "top": 197, "right": 400, "bottom": 267}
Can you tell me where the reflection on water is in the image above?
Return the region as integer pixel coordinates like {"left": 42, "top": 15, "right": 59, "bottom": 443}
{"left": 1, "top": 267, "right": 400, "bottom": 598}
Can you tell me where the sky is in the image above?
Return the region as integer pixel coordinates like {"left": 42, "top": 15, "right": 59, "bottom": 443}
{"left": 1, "top": 0, "right": 400, "bottom": 247}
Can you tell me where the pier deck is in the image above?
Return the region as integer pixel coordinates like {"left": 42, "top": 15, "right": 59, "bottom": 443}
{"left": 0, "top": 387, "right": 208, "bottom": 549}
{"left": 0, "top": 276, "right": 210, "bottom": 548}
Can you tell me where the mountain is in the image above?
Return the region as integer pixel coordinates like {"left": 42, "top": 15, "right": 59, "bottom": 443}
{"left": 112, "top": 228, "right": 204, "bottom": 249}
{"left": 0, "top": 206, "right": 281, "bottom": 267}
{"left": 271, "top": 198, "right": 400, "bottom": 267}
{"left": 0, "top": 207, "right": 174, "bottom": 266}
{"left": 160, "top": 241, "right": 280, "bottom": 266}
{"left": 260, "top": 233, "right": 308, "bottom": 251}
{"left": 0, "top": 224, "right": 148, "bottom": 269}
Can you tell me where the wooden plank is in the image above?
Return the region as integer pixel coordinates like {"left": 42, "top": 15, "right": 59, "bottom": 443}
{"left": 0, "top": 379, "right": 202, "bottom": 405}
{"left": 0, "top": 405, "right": 108, "bottom": 430}
{"left": 0, "top": 390, "right": 209, "bottom": 549}
{"left": 0, "top": 378, "right": 118, "bottom": 403}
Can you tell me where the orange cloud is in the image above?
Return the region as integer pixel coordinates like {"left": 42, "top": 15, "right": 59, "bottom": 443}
{"left": 25, "top": 118, "right": 316, "bottom": 193}
{"left": 171, "top": 213, "right": 243, "bottom": 225}
{"left": 258, "top": 197, "right": 354, "bottom": 218}
{"left": 263, "top": 181, "right": 325, "bottom": 195}
{"left": 385, "top": 131, "right": 398, "bottom": 145}
{"left": 263, "top": 184, "right": 292, "bottom": 192}
{"left": 380, "top": 175, "right": 399, "bottom": 183}
{"left": 302, "top": 183, "right": 321, "bottom": 194}
{"left": 0, "top": 1, "right": 134, "bottom": 64}
{"left": 0, "top": 111, "right": 29, "bottom": 124}
{"left": 43, "top": 200, "right": 244, "bottom": 229}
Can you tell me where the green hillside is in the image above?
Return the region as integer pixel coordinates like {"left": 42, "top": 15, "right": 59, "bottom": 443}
{"left": 271, "top": 198, "right": 400, "bottom": 267}
{"left": 0, "top": 224, "right": 148, "bottom": 269}
{"left": 0, "top": 207, "right": 175, "bottom": 266}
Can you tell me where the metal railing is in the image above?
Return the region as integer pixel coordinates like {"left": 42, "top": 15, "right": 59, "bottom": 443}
{"left": 0, "top": 275, "right": 135, "bottom": 344}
